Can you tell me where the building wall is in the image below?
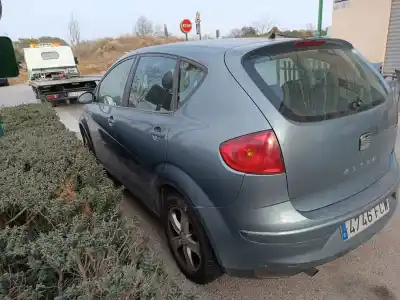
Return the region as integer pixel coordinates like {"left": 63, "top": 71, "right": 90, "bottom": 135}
{"left": 383, "top": 0, "right": 400, "bottom": 74}
{"left": 331, "top": 0, "right": 392, "bottom": 63}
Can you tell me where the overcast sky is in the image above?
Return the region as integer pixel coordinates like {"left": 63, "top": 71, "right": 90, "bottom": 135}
{"left": 1, "top": 0, "right": 333, "bottom": 41}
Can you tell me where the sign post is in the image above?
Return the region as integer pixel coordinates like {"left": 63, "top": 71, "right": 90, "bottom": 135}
{"left": 180, "top": 19, "right": 192, "bottom": 41}
{"left": 317, "top": 0, "right": 324, "bottom": 37}
{"left": 164, "top": 24, "right": 169, "bottom": 37}
{"left": 195, "top": 11, "right": 201, "bottom": 40}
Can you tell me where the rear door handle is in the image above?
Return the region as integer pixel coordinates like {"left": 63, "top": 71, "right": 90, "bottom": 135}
{"left": 150, "top": 127, "right": 166, "bottom": 140}
{"left": 108, "top": 116, "right": 115, "bottom": 127}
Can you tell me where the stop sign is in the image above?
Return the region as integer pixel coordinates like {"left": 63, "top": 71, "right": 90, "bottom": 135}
{"left": 180, "top": 19, "right": 192, "bottom": 34}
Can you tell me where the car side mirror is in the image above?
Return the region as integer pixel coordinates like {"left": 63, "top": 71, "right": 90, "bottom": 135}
{"left": 0, "top": 36, "right": 20, "bottom": 78}
{"left": 78, "top": 92, "right": 94, "bottom": 104}
{"left": 74, "top": 56, "right": 79, "bottom": 65}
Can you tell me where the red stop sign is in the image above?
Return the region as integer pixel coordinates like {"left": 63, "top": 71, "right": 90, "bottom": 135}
{"left": 180, "top": 19, "right": 192, "bottom": 34}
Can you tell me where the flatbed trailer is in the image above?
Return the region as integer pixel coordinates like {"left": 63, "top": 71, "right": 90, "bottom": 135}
{"left": 29, "top": 75, "right": 101, "bottom": 106}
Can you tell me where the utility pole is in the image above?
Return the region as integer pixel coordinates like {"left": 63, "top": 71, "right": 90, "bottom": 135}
{"left": 317, "top": 0, "right": 324, "bottom": 37}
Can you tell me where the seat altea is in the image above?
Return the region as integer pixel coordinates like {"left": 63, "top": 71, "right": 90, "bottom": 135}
{"left": 78, "top": 38, "right": 399, "bottom": 285}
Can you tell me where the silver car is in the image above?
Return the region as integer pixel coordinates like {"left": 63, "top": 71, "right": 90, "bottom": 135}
{"left": 78, "top": 37, "right": 399, "bottom": 284}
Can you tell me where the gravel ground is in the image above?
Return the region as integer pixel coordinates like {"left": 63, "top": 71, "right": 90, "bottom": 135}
{"left": 1, "top": 83, "right": 400, "bottom": 300}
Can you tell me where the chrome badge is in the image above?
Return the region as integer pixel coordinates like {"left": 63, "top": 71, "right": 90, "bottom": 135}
{"left": 359, "top": 133, "right": 371, "bottom": 151}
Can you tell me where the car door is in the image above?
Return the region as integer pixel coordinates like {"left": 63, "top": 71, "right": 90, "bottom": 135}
{"left": 84, "top": 57, "right": 135, "bottom": 178}
{"left": 111, "top": 54, "right": 179, "bottom": 210}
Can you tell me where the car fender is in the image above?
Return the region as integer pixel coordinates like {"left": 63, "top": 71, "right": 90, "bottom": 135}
{"left": 156, "top": 163, "right": 215, "bottom": 209}
{"left": 156, "top": 163, "right": 230, "bottom": 267}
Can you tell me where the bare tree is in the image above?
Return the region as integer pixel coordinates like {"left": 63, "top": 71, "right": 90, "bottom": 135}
{"left": 306, "top": 23, "right": 315, "bottom": 31}
{"left": 68, "top": 13, "right": 81, "bottom": 46}
{"left": 227, "top": 28, "right": 243, "bottom": 38}
{"left": 134, "top": 16, "right": 154, "bottom": 36}
{"left": 252, "top": 17, "right": 274, "bottom": 35}
{"left": 153, "top": 24, "right": 163, "bottom": 36}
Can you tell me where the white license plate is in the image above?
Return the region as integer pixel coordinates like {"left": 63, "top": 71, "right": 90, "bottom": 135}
{"left": 340, "top": 199, "right": 390, "bottom": 241}
{"left": 68, "top": 91, "right": 85, "bottom": 97}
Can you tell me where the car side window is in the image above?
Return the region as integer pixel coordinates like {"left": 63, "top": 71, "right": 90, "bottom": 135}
{"left": 128, "top": 56, "right": 177, "bottom": 112}
{"left": 178, "top": 61, "right": 205, "bottom": 108}
{"left": 98, "top": 58, "right": 133, "bottom": 106}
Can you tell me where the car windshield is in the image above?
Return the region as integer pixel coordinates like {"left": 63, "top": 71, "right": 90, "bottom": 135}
{"left": 243, "top": 45, "right": 388, "bottom": 122}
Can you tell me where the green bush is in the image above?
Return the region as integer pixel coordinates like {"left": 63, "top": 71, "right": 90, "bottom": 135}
{"left": 0, "top": 104, "right": 191, "bottom": 300}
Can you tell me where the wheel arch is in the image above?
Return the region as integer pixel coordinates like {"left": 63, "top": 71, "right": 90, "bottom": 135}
{"left": 155, "top": 165, "right": 225, "bottom": 268}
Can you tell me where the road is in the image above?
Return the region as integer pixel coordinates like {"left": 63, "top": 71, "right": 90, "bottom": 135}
{"left": 1, "top": 84, "right": 400, "bottom": 300}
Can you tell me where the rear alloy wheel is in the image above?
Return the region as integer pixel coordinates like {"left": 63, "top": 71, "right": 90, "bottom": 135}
{"left": 32, "top": 87, "right": 39, "bottom": 99}
{"left": 164, "top": 193, "right": 222, "bottom": 284}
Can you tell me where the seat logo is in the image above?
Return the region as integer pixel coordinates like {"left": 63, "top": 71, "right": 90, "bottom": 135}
{"left": 359, "top": 133, "right": 371, "bottom": 151}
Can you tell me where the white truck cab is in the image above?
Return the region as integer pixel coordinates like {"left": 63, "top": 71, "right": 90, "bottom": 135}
{"left": 24, "top": 43, "right": 80, "bottom": 80}
{"left": 24, "top": 43, "right": 100, "bottom": 106}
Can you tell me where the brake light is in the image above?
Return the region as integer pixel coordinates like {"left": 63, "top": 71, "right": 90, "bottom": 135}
{"left": 294, "top": 40, "right": 325, "bottom": 47}
{"left": 219, "top": 130, "right": 285, "bottom": 174}
{"left": 46, "top": 94, "right": 58, "bottom": 100}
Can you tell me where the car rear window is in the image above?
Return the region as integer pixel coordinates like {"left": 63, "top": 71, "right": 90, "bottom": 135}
{"left": 41, "top": 51, "right": 59, "bottom": 60}
{"left": 243, "top": 41, "right": 388, "bottom": 122}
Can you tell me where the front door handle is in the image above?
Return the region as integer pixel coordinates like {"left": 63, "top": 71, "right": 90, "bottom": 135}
{"left": 150, "top": 127, "right": 166, "bottom": 140}
{"left": 108, "top": 116, "right": 115, "bottom": 127}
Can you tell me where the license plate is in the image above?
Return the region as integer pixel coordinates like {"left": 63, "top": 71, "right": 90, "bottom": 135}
{"left": 340, "top": 199, "right": 390, "bottom": 241}
{"left": 68, "top": 91, "right": 85, "bottom": 97}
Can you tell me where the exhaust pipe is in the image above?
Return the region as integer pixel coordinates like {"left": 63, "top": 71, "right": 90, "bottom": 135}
{"left": 303, "top": 268, "right": 319, "bottom": 277}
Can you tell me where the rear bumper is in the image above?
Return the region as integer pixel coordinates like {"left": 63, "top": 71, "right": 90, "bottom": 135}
{"left": 197, "top": 154, "right": 400, "bottom": 278}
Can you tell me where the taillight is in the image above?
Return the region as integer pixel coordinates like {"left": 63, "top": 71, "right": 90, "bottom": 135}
{"left": 46, "top": 94, "right": 58, "bottom": 100}
{"left": 219, "top": 130, "right": 285, "bottom": 175}
{"left": 294, "top": 40, "right": 325, "bottom": 47}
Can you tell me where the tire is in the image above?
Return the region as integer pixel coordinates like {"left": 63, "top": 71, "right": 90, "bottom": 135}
{"left": 32, "top": 87, "right": 39, "bottom": 99}
{"left": 163, "top": 191, "right": 222, "bottom": 284}
{"left": 81, "top": 129, "right": 94, "bottom": 153}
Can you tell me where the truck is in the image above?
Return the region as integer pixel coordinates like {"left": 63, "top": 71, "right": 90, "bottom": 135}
{"left": 24, "top": 42, "right": 101, "bottom": 106}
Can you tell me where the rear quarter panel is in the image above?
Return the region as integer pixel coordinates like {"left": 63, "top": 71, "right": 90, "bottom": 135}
{"left": 163, "top": 53, "right": 270, "bottom": 208}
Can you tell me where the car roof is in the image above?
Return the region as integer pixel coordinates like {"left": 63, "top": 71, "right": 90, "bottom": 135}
{"left": 122, "top": 37, "right": 301, "bottom": 67}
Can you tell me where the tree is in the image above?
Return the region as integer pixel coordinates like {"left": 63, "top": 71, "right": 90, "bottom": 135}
{"left": 153, "top": 24, "right": 163, "bottom": 36}
{"left": 134, "top": 16, "right": 154, "bottom": 36}
{"left": 68, "top": 13, "right": 81, "bottom": 46}
{"left": 227, "top": 26, "right": 257, "bottom": 38}
{"left": 240, "top": 26, "right": 257, "bottom": 37}
{"left": 253, "top": 17, "right": 274, "bottom": 36}
{"left": 227, "top": 28, "right": 242, "bottom": 38}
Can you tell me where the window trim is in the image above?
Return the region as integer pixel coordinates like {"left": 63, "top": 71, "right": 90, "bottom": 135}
{"left": 174, "top": 57, "right": 208, "bottom": 111}
{"left": 95, "top": 56, "right": 136, "bottom": 107}
{"left": 124, "top": 52, "right": 180, "bottom": 114}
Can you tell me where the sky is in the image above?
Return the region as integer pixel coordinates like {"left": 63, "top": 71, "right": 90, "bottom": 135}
{"left": 1, "top": 0, "right": 333, "bottom": 42}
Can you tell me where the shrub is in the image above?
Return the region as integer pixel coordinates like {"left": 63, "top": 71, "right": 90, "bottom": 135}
{"left": 0, "top": 104, "right": 192, "bottom": 300}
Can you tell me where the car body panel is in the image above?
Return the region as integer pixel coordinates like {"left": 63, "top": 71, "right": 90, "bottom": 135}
{"left": 112, "top": 107, "right": 170, "bottom": 209}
